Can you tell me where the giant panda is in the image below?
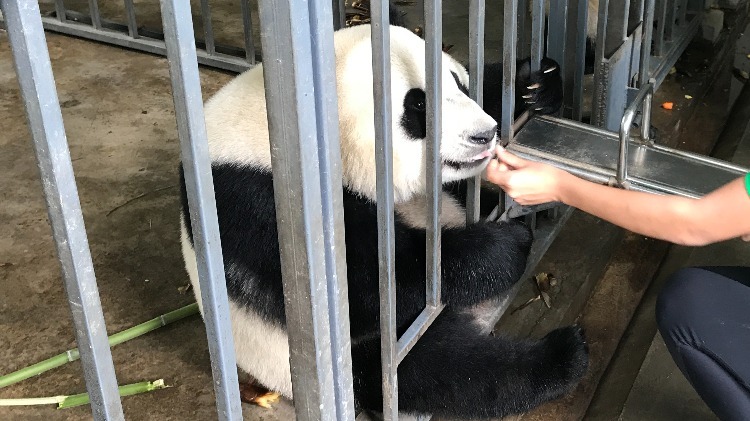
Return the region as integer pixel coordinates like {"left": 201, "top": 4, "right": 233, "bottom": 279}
{"left": 179, "top": 24, "right": 588, "bottom": 418}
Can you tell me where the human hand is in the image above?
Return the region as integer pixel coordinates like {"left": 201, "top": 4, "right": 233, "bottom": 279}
{"left": 485, "top": 146, "right": 567, "bottom": 206}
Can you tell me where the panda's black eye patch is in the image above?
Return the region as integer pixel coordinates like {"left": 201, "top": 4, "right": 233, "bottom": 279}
{"left": 401, "top": 88, "right": 426, "bottom": 140}
{"left": 451, "top": 71, "right": 469, "bottom": 96}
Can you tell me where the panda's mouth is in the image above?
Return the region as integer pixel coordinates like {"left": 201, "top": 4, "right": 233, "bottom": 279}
{"left": 443, "top": 148, "right": 494, "bottom": 169}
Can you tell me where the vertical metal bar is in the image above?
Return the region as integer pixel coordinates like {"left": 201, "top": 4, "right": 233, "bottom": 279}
{"left": 159, "top": 1, "right": 242, "bottom": 420}
{"left": 500, "top": 0, "right": 519, "bottom": 216}
{"left": 569, "top": 0, "right": 588, "bottom": 120}
{"left": 1, "top": 1, "right": 123, "bottom": 419}
{"left": 54, "top": 0, "right": 67, "bottom": 22}
{"left": 640, "top": 0, "right": 656, "bottom": 85}
{"left": 425, "top": 0, "right": 442, "bottom": 309}
{"left": 307, "top": 0, "right": 356, "bottom": 417}
{"left": 124, "top": 0, "right": 138, "bottom": 38}
{"left": 240, "top": 0, "right": 256, "bottom": 64}
{"left": 256, "top": 0, "right": 353, "bottom": 418}
{"left": 466, "top": 0, "right": 485, "bottom": 224}
{"left": 88, "top": 0, "right": 101, "bottom": 29}
{"left": 654, "top": 0, "right": 666, "bottom": 56}
{"left": 332, "top": 0, "right": 345, "bottom": 30}
{"left": 517, "top": 0, "right": 529, "bottom": 57}
{"left": 642, "top": 84, "right": 653, "bottom": 142}
{"left": 501, "top": 0, "right": 518, "bottom": 142}
{"left": 530, "top": 0, "right": 545, "bottom": 72}
{"left": 200, "top": 0, "right": 216, "bottom": 55}
{"left": 665, "top": 0, "right": 676, "bottom": 40}
{"left": 547, "top": 0, "right": 569, "bottom": 74}
{"left": 591, "top": 0, "right": 610, "bottom": 127}
{"left": 370, "top": 0, "right": 398, "bottom": 418}
{"left": 679, "top": 0, "right": 687, "bottom": 26}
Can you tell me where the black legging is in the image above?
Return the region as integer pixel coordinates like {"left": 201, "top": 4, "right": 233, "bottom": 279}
{"left": 656, "top": 266, "right": 750, "bottom": 421}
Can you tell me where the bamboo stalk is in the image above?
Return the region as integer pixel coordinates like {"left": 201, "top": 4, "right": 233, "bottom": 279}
{"left": 0, "top": 379, "right": 169, "bottom": 408}
{"left": 58, "top": 379, "right": 169, "bottom": 409}
{"left": 0, "top": 303, "right": 199, "bottom": 389}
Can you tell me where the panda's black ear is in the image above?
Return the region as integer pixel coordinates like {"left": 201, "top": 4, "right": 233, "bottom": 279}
{"left": 450, "top": 71, "right": 469, "bottom": 96}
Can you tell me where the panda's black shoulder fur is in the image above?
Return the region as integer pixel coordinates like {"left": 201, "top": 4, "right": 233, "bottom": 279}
{"left": 180, "top": 163, "right": 533, "bottom": 335}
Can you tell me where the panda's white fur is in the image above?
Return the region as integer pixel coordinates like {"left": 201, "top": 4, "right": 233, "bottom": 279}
{"left": 182, "top": 23, "right": 497, "bottom": 401}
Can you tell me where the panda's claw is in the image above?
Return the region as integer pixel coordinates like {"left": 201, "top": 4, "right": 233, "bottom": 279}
{"left": 239, "top": 381, "right": 281, "bottom": 409}
{"left": 527, "top": 83, "right": 541, "bottom": 90}
{"left": 543, "top": 66, "right": 558, "bottom": 74}
{"left": 522, "top": 94, "right": 533, "bottom": 99}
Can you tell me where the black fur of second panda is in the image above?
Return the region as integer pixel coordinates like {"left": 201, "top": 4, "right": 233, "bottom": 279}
{"left": 179, "top": 14, "right": 587, "bottom": 420}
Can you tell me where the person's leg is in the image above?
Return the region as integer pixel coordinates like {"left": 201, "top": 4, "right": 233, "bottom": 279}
{"left": 656, "top": 267, "right": 750, "bottom": 421}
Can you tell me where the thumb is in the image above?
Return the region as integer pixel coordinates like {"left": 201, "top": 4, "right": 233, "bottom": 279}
{"left": 496, "top": 146, "right": 528, "bottom": 169}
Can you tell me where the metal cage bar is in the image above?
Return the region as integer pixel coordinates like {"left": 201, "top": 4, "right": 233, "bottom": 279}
{"left": 123, "top": 0, "right": 138, "bottom": 38}
{"left": 256, "top": 0, "right": 355, "bottom": 418}
{"left": 54, "top": 0, "right": 66, "bottom": 22}
{"left": 501, "top": 0, "right": 518, "bottom": 142}
{"left": 199, "top": 0, "right": 216, "bottom": 55}
{"left": 369, "top": 0, "right": 398, "bottom": 417}
{"left": 530, "top": 0, "right": 545, "bottom": 72}
{"left": 1, "top": 0, "right": 123, "bottom": 419}
{"left": 306, "top": 0, "right": 356, "bottom": 417}
{"left": 466, "top": 0, "right": 485, "bottom": 224}
{"left": 87, "top": 0, "right": 101, "bottom": 29}
{"left": 158, "top": 1, "right": 242, "bottom": 419}
{"left": 640, "top": 0, "right": 656, "bottom": 86}
{"left": 424, "top": 0, "right": 443, "bottom": 312}
{"left": 239, "top": 0, "right": 255, "bottom": 64}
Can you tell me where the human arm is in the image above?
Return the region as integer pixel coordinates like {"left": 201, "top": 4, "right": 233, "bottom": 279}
{"left": 485, "top": 147, "right": 750, "bottom": 246}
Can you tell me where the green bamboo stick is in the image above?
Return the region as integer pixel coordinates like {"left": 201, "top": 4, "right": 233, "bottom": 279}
{"left": 58, "top": 379, "right": 169, "bottom": 409}
{"left": 0, "top": 379, "right": 169, "bottom": 408}
{"left": 0, "top": 303, "right": 199, "bottom": 389}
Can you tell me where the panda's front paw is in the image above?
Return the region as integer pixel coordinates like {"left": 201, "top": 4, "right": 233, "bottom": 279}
{"left": 538, "top": 325, "right": 589, "bottom": 396}
{"left": 517, "top": 57, "right": 563, "bottom": 115}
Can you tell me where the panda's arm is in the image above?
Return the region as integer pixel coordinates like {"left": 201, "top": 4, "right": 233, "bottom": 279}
{"left": 438, "top": 219, "right": 532, "bottom": 307}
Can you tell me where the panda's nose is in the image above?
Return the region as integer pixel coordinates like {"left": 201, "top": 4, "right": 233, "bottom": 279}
{"left": 469, "top": 125, "right": 497, "bottom": 144}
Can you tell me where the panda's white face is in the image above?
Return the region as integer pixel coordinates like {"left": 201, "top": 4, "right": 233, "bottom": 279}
{"left": 335, "top": 25, "right": 497, "bottom": 203}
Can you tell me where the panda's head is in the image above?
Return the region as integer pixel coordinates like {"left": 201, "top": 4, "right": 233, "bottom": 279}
{"left": 335, "top": 25, "right": 497, "bottom": 203}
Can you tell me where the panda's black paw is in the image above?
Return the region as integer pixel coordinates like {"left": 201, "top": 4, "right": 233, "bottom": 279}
{"left": 517, "top": 57, "right": 563, "bottom": 115}
{"left": 537, "top": 325, "right": 589, "bottom": 397}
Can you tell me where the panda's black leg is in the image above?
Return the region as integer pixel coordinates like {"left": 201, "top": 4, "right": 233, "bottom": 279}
{"left": 352, "top": 312, "right": 589, "bottom": 418}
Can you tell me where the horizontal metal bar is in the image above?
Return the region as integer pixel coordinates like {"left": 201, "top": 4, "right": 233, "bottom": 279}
{"left": 36, "top": 15, "right": 258, "bottom": 73}
{"left": 159, "top": 1, "right": 242, "bottom": 419}
{"left": 396, "top": 304, "right": 444, "bottom": 363}
{"left": 1, "top": 0, "right": 123, "bottom": 419}
{"left": 650, "top": 13, "right": 701, "bottom": 88}
{"left": 649, "top": 143, "right": 750, "bottom": 173}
